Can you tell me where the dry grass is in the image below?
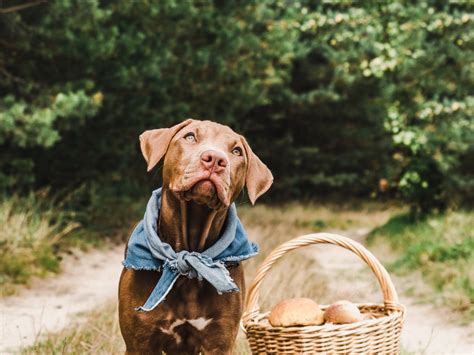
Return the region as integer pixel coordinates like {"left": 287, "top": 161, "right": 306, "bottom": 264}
{"left": 238, "top": 202, "right": 394, "bottom": 308}
{"left": 21, "top": 201, "right": 394, "bottom": 354}
{"left": 0, "top": 195, "right": 80, "bottom": 296}
{"left": 369, "top": 210, "right": 474, "bottom": 319}
{"left": 0, "top": 190, "right": 146, "bottom": 297}
{"left": 22, "top": 302, "right": 124, "bottom": 355}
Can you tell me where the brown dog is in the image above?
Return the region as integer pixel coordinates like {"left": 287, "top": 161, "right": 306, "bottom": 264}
{"left": 118, "top": 119, "right": 273, "bottom": 354}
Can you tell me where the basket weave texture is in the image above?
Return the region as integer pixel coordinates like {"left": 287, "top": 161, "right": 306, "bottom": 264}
{"left": 242, "top": 233, "right": 405, "bottom": 354}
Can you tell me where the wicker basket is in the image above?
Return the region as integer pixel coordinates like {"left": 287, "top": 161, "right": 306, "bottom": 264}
{"left": 242, "top": 233, "right": 405, "bottom": 354}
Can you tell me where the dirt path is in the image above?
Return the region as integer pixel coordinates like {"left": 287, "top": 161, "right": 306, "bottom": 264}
{"left": 0, "top": 245, "right": 124, "bottom": 353}
{"left": 311, "top": 228, "right": 473, "bottom": 354}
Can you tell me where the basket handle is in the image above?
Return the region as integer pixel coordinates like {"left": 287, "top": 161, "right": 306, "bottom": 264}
{"left": 242, "top": 233, "right": 401, "bottom": 322}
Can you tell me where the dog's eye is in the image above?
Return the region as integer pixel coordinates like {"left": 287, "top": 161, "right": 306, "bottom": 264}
{"left": 184, "top": 132, "right": 196, "bottom": 142}
{"left": 231, "top": 147, "right": 242, "bottom": 156}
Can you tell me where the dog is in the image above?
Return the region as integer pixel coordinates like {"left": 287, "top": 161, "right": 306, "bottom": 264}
{"left": 118, "top": 119, "right": 273, "bottom": 354}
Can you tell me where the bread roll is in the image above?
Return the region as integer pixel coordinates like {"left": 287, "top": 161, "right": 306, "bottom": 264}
{"left": 268, "top": 298, "right": 324, "bottom": 327}
{"left": 324, "top": 300, "right": 362, "bottom": 324}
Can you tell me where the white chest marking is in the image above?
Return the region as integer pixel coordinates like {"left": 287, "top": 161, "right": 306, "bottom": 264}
{"left": 186, "top": 317, "right": 213, "bottom": 330}
{"left": 159, "top": 318, "right": 213, "bottom": 344}
{"left": 159, "top": 319, "right": 186, "bottom": 344}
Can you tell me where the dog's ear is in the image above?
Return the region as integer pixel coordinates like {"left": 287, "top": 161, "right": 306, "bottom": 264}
{"left": 241, "top": 137, "right": 273, "bottom": 204}
{"left": 140, "top": 119, "right": 193, "bottom": 171}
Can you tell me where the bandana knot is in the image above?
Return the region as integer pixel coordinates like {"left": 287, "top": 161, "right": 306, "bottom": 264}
{"left": 166, "top": 251, "right": 198, "bottom": 278}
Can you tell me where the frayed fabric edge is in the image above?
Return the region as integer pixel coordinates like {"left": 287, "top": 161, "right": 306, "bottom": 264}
{"left": 217, "top": 286, "right": 240, "bottom": 295}
{"left": 122, "top": 260, "right": 161, "bottom": 271}
{"left": 135, "top": 274, "right": 179, "bottom": 312}
{"left": 220, "top": 250, "right": 258, "bottom": 263}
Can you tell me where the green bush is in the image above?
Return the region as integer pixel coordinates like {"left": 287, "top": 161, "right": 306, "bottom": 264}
{"left": 0, "top": 92, "right": 100, "bottom": 190}
{"left": 256, "top": 1, "right": 473, "bottom": 210}
{"left": 376, "top": 3, "right": 474, "bottom": 212}
{"left": 0, "top": 1, "right": 472, "bottom": 212}
{"left": 1, "top": 1, "right": 295, "bottom": 191}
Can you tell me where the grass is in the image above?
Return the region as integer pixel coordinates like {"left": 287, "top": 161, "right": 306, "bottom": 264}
{"left": 20, "top": 201, "right": 394, "bottom": 354}
{"left": 22, "top": 303, "right": 124, "bottom": 355}
{"left": 0, "top": 191, "right": 145, "bottom": 296}
{"left": 368, "top": 210, "right": 474, "bottom": 318}
{"left": 0, "top": 193, "right": 80, "bottom": 295}
{"left": 237, "top": 202, "right": 394, "bottom": 308}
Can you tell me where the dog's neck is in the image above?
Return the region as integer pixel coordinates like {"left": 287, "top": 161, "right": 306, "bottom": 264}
{"left": 159, "top": 188, "right": 228, "bottom": 252}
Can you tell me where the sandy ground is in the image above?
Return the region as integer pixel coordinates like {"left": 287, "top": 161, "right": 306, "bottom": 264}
{"left": 1, "top": 231, "right": 473, "bottom": 354}
{"left": 310, "top": 228, "right": 473, "bottom": 355}
{"left": 0, "top": 245, "right": 124, "bottom": 354}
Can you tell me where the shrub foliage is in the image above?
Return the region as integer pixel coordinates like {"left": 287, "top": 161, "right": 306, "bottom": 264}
{"left": 0, "top": 1, "right": 472, "bottom": 211}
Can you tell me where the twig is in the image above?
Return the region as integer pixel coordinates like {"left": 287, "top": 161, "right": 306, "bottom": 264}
{"left": 47, "top": 222, "right": 81, "bottom": 246}
{"left": 0, "top": 66, "right": 27, "bottom": 84}
{"left": 0, "top": 0, "right": 47, "bottom": 14}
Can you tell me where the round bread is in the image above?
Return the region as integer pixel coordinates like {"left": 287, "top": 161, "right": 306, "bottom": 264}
{"left": 268, "top": 298, "right": 324, "bottom": 327}
{"left": 324, "top": 300, "right": 362, "bottom": 324}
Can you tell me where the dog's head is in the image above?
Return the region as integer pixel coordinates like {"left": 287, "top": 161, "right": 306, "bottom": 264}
{"left": 140, "top": 119, "right": 273, "bottom": 209}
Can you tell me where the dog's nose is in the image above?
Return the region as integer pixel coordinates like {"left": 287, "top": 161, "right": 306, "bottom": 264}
{"left": 201, "top": 150, "right": 228, "bottom": 173}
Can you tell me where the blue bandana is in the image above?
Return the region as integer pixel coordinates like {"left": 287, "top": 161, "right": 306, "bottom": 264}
{"left": 123, "top": 188, "right": 258, "bottom": 311}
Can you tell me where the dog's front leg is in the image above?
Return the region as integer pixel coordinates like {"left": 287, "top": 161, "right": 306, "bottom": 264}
{"left": 125, "top": 348, "right": 163, "bottom": 355}
{"left": 199, "top": 317, "right": 240, "bottom": 355}
{"left": 202, "top": 345, "right": 233, "bottom": 355}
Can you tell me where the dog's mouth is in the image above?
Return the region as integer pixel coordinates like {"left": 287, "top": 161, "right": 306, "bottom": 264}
{"left": 192, "top": 179, "right": 217, "bottom": 199}
{"left": 175, "top": 174, "right": 229, "bottom": 209}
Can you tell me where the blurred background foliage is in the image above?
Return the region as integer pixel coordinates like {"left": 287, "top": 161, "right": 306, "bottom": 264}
{"left": 0, "top": 0, "right": 473, "bottom": 213}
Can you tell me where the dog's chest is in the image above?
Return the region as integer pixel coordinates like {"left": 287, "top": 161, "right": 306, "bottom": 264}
{"left": 154, "top": 263, "right": 243, "bottom": 333}
{"left": 162, "top": 267, "right": 239, "bottom": 318}
{"left": 154, "top": 275, "right": 238, "bottom": 348}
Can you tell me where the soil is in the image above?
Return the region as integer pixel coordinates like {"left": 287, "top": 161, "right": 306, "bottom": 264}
{"left": 0, "top": 245, "right": 124, "bottom": 353}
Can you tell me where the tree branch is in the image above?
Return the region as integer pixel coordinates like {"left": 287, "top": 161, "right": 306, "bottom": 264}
{"left": 0, "top": 0, "right": 47, "bottom": 14}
